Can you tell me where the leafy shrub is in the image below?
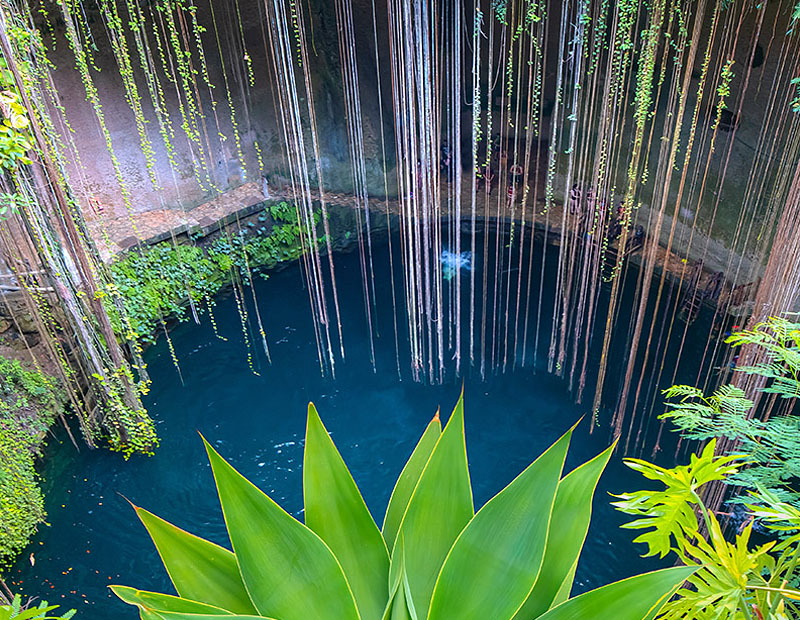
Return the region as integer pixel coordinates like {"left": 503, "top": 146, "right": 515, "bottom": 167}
{"left": 615, "top": 441, "right": 800, "bottom": 619}
{"left": 0, "top": 58, "right": 33, "bottom": 172}
{"left": 112, "top": 395, "right": 692, "bottom": 620}
{"left": 662, "top": 317, "right": 800, "bottom": 507}
{"left": 108, "top": 202, "right": 317, "bottom": 341}
{"left": 0, "top": 358, "right": 65, "bottom": 564}
{"left": 0, "top": 594, "right": 75, "bottom": 619}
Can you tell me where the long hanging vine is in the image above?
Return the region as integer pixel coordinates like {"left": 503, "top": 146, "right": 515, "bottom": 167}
{"left": 0, "top": 0, "right": 798, "bottom": 467}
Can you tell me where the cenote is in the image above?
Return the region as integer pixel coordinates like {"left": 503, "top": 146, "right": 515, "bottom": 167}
{"left": 3, "top": 0, "right": 800, "bottom": 616}
{"left": 7, "top": 230, "right": 717, "bottom": 618}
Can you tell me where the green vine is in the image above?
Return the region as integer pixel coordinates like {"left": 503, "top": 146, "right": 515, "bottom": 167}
{"left": 0, "top": 357, "right": 66, "bottom": 566}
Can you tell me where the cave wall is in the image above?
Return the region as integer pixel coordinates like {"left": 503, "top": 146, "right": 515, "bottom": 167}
{"left": 43, "top": 0, "right": 393, "bottom": 225}
{"left": 38, "top": 0, "right": 795, "bottom": 264}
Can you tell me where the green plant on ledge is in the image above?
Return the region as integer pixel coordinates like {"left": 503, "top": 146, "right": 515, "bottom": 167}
{"left": 107, "top": 202, "right": 318, "bottom": 342}
{"left": 112, "top": 395, "right": 693, "bottom": 620}
{"left": 0, "top": 57, "right": 33, "bottom": 172}
{"left": 0, "top": 357, "right": 65, "bottom": 564}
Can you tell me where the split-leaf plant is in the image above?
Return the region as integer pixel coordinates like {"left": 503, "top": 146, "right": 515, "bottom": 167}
{"left": 112, "top": 394, "right": 693, "bottom": 620}
{"left": 614, "top": 440, "right": 800, "bottom": 619}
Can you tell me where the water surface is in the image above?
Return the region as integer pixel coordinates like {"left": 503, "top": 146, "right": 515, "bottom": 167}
{"left": 11, "top": 231, "right": 717, "bottom": 617}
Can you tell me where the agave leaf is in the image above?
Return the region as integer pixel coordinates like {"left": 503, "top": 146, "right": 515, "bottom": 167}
{"left": 550, "top": 562, "right": 577, "bottom": 608}
{"left": 381, "top": 538, "right": 417, "bottom": 620}
{"left": 383, "top": 584, "right": 412, "bottom": 620}
{"left": 110, "top": 586, "right": 232, "bottom": 615}
{"left": 427, "top": 425, "right": 573, "bottom": 620}
{"left": 382, "top": 412, "right": 442, "bottom": 552}
{"left": 304, "top": 402, "right": 390, "bottom": 620}
{"left": 399, "top": 541, "right": 420, "bottom": 620}
{"left": 535, "top": 566, "right": 696, "bottom": 620}
{"left": 134, "top": 507, "right": 256, "bottom": 614}
{"left": 389, "top": 393, "right": 474, "bottom": 617}
{"left": 381, "top": 559, "right": 405, "bottom": 620}
{"left": 513, "top": 441, "right": 616, "bottom": 619}
{"left": 204, "top": 438, "right": 360, "bottom": 620}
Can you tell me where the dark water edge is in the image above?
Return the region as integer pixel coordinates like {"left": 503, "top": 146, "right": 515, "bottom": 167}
{"left": 8, "top": 229, "right": 720, "bottom": 618}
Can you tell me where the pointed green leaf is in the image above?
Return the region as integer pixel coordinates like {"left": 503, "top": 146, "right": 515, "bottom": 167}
{"left": 513, "top": 442, "right": 616, "bottom": 619}
{"left": 134, "top": 508, "right": 256, "bottom": 614}
{"left": 304, "top": 402, "right": 390, "bottom": 620}
{"left": 204, "top": 438, "right": 360, "bottom": 620}
{"left": 389, "top": 394, "right": 474, "bottom": 617}
{"left": 551, "top": 562, "right": 578, "bottom": 608}
{"left": 382, "top": 412, "right": 442, "bottom": 551}
{"left": 382, "top": 538, "right": 417, "bottom": 620}
{"left": 536, "top": 566, "right": 696, "bottom": 620}
{"left": 383, "top": 584, "right": 412, "bottom": 620}
{"left": 381, "top": 563, "right": 405, "bottom": 620}
{"left": 110, "top": 586, "right": 232, "bottom": 615}
{"left": 428, "top": 426, "right": 572, "bottom": 620}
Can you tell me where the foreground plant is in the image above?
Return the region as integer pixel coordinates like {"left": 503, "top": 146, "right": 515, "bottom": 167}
{"left": 662, "top": 316, "right": 800, "bottom": 509}
{"left": 0, "top": 594, "right": 75, "bottom": 620}
{"left": 113, "top": 395, "right": 692, "bottom": 619}
{"left": 614, "top": 440, "right": 800, "bottom": 619}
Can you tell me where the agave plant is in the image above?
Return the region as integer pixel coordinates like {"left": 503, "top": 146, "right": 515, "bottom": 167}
{"left": 113, "top": 395, "right": 693, "bottom": 619}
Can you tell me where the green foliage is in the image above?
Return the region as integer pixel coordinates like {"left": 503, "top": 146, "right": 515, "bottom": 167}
{"left": 0, "top": 192, "right": 30, "bottom": 222}
{"left": 108, "top": 202, "right": 315, "bottom": 341}
{"left": 113, "top": 395, "right": 693, "bottom": 620}
{"left": 0, "top": 357, "right": 65, "bottom": 565}
{"left": 662, "top": 317, "right": 800, "bottom": 507}
{"left": 0, "top": 594, "right": 75, "bottom": 620}
{"left": 0, "top": 58, "right": 33, "bottom": 171}
{"left": 616, "top": 446, "right": 800, "bottom": 620}
{"left": 612, "top": 440, "right": 744, "bottom": 560}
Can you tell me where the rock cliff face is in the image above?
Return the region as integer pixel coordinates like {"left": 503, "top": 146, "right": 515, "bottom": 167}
{"left": 40, "top": 0, "right": 791, "bottom": 261}
{"left": 44, "top": 0, "right": 396, "bottom": 225}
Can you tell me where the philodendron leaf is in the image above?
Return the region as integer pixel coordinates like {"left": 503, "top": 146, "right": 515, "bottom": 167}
{"left": 382, "top": 412, "right": 442, "bottom": 552}
{"left": 110, "top": 586, "right": 232, "bottom": 615}
{"left": 134, "top": 507, "right": 256, "bottom": 614}
{"left": 304, "top": 402, "right": 390, "bottom": 620}
{"left": 204, "top": 438, "right": 360, "bottom": 620}
{"left": 535, "top": 566, "right": 697, "bottom": 620}
{"left": 389, "top": 393, "right": 474, "bottom": 617}
{"left": 513, "top": 441, "right": 617, "bottom": 619}
{"left": 427, "top": 424, "right": 573, "bottom": 620}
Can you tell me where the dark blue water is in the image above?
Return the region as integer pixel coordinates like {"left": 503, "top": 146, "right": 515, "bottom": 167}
{"left": 9, "top": 230, "right": 716, "bottom": 618}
